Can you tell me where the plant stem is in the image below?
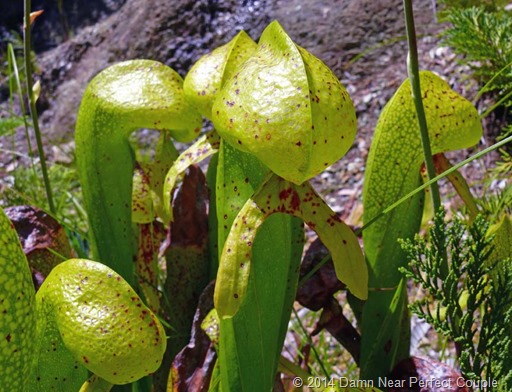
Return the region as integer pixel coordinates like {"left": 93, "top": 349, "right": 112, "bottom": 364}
{"left": 479, "top": 88, "right": 512, "bottom": 119}
{"left": 403, "top": 0, "right": 442, "bottom": 213}
{"left": 291, "top": 307, "right": 330, "bottom": 378}
{"left": 23, "top": 0, "right": 55, "bottom": 213}
{"left": 7, "top": 44, "right": 35, "bottom": 165}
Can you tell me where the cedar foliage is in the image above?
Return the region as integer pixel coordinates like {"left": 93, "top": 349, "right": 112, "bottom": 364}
{"left": 400, "top": 210, "right": 512, "bottom": 390}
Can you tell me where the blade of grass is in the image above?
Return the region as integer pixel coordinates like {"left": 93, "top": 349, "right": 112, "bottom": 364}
{"left": 7, "top": 43, "right": 35, "bottom": 163}
{"left": 479, "top": 88, "right": 512, "bottom": 119}
{"left": 23, "top": 1, "right": 55, "bottom": 213}
{"left": 299, "top": 135, "right": 512, "bottom": 282}
{"left": 359, "top": 134, "right": 512, "bottom": 234}
{"left": 291, "top": 307, "right": 330, "bottom": 378}
{"left": 473, "top": 59, "right": 512, "bottom": 102}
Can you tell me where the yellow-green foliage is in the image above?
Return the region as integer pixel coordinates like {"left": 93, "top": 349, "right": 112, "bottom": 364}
{"left": 37, "top": 259, "right": 167, "bottom": 385}
{"left": 0, "top": 208, "right": 36, "bottom": 391}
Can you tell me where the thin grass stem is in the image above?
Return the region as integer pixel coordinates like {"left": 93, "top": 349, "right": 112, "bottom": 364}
{"left": 23, "top": 0, "right": 55, "bottom": 213}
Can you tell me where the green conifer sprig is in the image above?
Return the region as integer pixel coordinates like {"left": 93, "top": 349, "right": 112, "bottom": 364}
{"left": 443, "top": 6, "right": 512, "bottom": 100}
{"left": 400, "top": 210, "right": 512, "bottom": 390}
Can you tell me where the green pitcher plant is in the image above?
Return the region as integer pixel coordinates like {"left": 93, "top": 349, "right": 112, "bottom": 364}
{"left": 360, "top": 70, "right": 483, "bottom": 379}
{"left": 174, "top": 21, "right": 368, "bottom": 317}
{"left": 75, "top": 60, "right": 202, "bottom": 286}
{"left": 0, "top": 207, "right": 166, "bottom": 391}
{"left": 161, "top": 21, "right": 367, "bottom": 391}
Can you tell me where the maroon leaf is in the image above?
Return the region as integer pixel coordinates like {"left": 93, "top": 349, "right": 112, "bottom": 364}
{"left": 169, "top": 282, "right": 217, "bottom": 392}
{"left": 154, "top": 166, "right": 211, "bottom": 390}
{"left": 5, "top": 205, "right": 73, "bottom": 289}
{"left": 296, "top": 238, "right": 345, "bottom": 311}
{"left": 164, "top": 165, "right": 210, "bottom": 330}
{"left": 168, "top": 165, "right": 209, "bottom": 247}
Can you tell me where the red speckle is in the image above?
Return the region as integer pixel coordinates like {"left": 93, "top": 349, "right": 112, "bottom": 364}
{"left": 290, "top": 190, "right": 300, "bottom": 210}
{"left": 278, "top": 187, "right": 301, "bottom": 210}
{"left": 279, "top": 188, "right": 292, "bottom": 200}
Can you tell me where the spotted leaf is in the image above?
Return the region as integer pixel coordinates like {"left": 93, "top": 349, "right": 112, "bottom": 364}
{"left": 29, "top": 312, "right": 88, "bottom": 391}
{"left": 184, "top": 31, "right": 257, "bottom": 119}
{"left": 212, "top": 21, "right": 357, "bottom": 185}
{"left": 162, "top": 131, "right": 220, "bottom": 222}
{"left": 361, "top": 71, "right": 483, "bottom": 379}
{"left": 76, "top": 59, "right": 202, "bottom": 284}
{"left": 132, "top": 131, "right": 179, "bottom": 225}
{"left": 214, "top": 174, "right": 367, "bottom": 318}
{"left": 36, "top": 258, "right": 167, "bottom": 385}
{"left": 363, "top": 71, "right": 482, "bottom": 287}
{"left": 0, "top": 208, "right": 36, "bottom": 390}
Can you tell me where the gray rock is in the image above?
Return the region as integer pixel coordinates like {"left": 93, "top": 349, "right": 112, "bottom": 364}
{"left": 34, "top": 0, "right": 438, "bottom": 142}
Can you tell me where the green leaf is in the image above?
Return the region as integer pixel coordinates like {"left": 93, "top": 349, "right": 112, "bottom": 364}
{"left": 360, "top": 279, "right": 409, "bottom": 378}
{"left": 184, "top": 31, "right": 257, "bottom": 119}
{"left": 206, "top": 152, "right": 220, "bottom": 279}
{"left": 162, "top": 130, "right": 220, "bottom": 222}
{"left": 215, "top": 142, "right": 304, "bottom": 392}
{"left": 361, "top": 70, "right": 483, "bottom": 378}
{"left": 219, "top": 214, "right": 304, "bottom": 392}
{"left": 75, "top": 59, "right": 202, "bottom": 284}
{"left": 29, "top": 312, "right": 88, "bottom": 391}
{"left": 212, "top": 20, "right": 357, "bottom": 185}
{"left": 214, "top": 173, "right": 367, "bottom": 319}
{"left": 0, "top": 208, "right": 37, "bottom": 390}
{"left": 363, "top": 71, "right": 482, "bottom": 286}
{"left": 37, "top": 258, "right": 167, "bottom": 385}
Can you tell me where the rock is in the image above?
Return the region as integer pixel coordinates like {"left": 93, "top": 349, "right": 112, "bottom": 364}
{"left": 3, "top": 0, "right": 456, "bottom": 221}
{"left": 33, "top": 0, "right": 439, "bottom": 145}
{"left": 0, "top": 0, "right": 125, "bottom": 52}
